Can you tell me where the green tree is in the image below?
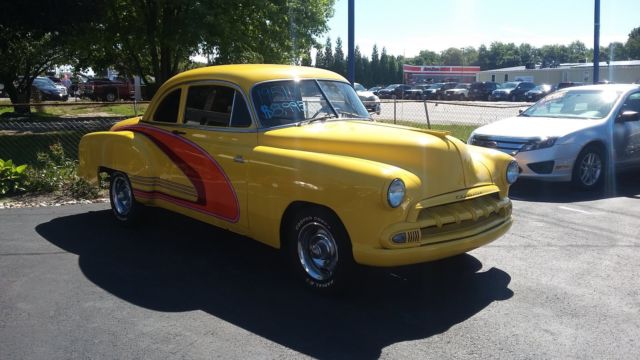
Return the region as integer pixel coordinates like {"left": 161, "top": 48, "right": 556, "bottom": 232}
{"left": 322, "top": 37, "right": 334, "bottom": 70}
{"left": 333, "top": 37, "right": 346, "bottom": 76}
{"left": 567, "top": 41, "right": 588, "bottom": 63}
{"left": 440, "top": 48, "right": 463, "bottom": 66}
{"left": 0, "top": 1, "right": 98, "bottom": 112}
{"left": 371, "top": 45, "right": 381, "bottom": 85}
{"left": 625, "top": 27, "right": 640, "bottom": 59}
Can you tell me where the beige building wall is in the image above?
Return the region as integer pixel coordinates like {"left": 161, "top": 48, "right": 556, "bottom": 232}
{"left": 477, "top": 64, "right": 640, "bottom": 85}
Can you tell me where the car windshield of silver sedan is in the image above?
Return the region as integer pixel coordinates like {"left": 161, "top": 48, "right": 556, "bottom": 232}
{"left": 521, "top": 89, "right": 620, "bottom": 119}
{"left": 252, "top": 79, "right": 370, "bottom": 127}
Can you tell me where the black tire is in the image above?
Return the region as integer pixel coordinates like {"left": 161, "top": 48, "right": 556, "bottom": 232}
{"left": 572, "top": 144, "right": 606, "bottom": 190}
{"left": 109, "top": 172, "right": 142, "bottom": 225}
{"left": 105, "top": 91, "right": 117, "bottom": 102}
{"left": 286, "top": 207, "right": 354, "bottom": 292}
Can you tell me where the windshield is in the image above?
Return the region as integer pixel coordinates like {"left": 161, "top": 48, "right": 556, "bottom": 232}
{"left": 454, "top": 84, "right": 469, "bottom": 89}
{"left": 34, "top": 77, "right": 57, "bottom": 88}
{"left": 429, "top": 83, "right": 444, "bottom": 89}
{"left": 500, "top": 82, "right": 518, "bottom": 89}
{"left": 252, "top": 79, "right": 371, "bottom": 127}
{"left": 521, "top": 89, "right": 621, "bottom": 119}
{"left": 354, "top": 83, "right": 366, "bottom": 91}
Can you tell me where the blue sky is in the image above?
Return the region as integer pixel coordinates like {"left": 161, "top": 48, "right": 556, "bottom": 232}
{"left": 323, "top": 0, "right": 640, "bottom": 58}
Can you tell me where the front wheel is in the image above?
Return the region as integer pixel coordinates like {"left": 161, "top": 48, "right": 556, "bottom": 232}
{"left": 109, "top": 172, "right": 142, "bottom": 225}
{"left": 287, "top": 207, "right": 354, "bottom": 292}
{"left": 572, "top": 145, "right": 606, "bottom": 190}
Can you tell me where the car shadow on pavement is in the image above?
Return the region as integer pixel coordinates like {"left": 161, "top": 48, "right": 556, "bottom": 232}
{"left": 509, "top": 170, "right": 640, "bottom": 203}
{"left": 36, "top": 208, "right": 513, "bottom": 360}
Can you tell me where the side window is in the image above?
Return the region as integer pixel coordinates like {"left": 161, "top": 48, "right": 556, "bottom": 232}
{"left": 153, "top": 89, "right": 181, "bottom": 123}
{"left": 184, "top": 85, "right": 235, "bottom": 127}
{"left": 230, "top": 93, "right": 252, "bottom": 128}
{"left": 621, "top": 92, "right": 640, "bottom": 113}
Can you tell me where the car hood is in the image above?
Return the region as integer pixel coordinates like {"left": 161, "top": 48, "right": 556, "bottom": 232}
{"left": 357, "top": 90, "right": 377, "bottom": 98}
{"left": 472, "top": 116, "right": 602, "bottom": 139}
{"left": 447, "top": 89, "right": 467, "bottom": 92}
{"left": 260, "top": 121, "right": 494, "bottom": 197}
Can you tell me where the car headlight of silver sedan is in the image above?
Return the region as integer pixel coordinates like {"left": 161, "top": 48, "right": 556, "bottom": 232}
{"left": 520, "top": 137, "right": 558, "bottom": 152}
{"left": 387, "top": 178, "right": 406, "bottom": 208}
{"left": 506, "top": 160, "right": 520, "bottom": 184}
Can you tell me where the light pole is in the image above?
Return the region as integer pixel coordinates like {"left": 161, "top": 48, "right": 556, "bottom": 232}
{"left": 593, "top": 0, "right": 600, "bottom": 83}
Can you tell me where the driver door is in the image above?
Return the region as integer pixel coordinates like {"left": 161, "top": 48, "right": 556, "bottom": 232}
{"left": 613, "top": 91, "right": 640, "bottom": 168}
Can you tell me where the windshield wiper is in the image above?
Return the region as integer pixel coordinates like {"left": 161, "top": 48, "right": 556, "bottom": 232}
{"left": 297, "top": 114, "right": 337, "bottom": 126}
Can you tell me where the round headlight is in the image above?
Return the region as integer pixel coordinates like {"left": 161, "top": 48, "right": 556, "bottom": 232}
{"left": 506, "top": 160, "right": 520, "bottom": 184}
{"left": 387, "top": 179, "right": 406, "bottom": 208}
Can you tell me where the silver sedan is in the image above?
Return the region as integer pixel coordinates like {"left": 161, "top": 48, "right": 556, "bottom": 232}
{"left": 468, "top": 84, "right": 640, "bottom": 190}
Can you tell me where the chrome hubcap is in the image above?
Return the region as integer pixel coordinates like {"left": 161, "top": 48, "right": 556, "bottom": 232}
{"left": 297, "top": 222, "right": 338, "bottom": 281}
{"left": 111, "top": 176, "right": 132, "bottom": 216}
{"left": 579, "top": 152, "right": 602, "bottom": 186}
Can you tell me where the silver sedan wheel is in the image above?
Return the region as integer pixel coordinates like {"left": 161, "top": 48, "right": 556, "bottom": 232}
{"left": 578, "top": 151, "right": 602, "bottom": 186}
{"left": 297, "top": 221, "right": 339, "bottom": 281}
{"left": 111, "top": 174, "right": 133, "bottom": 217}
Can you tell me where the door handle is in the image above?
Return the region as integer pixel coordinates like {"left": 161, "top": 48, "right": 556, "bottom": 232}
{"left": 233, "top": 155, "right": 246, "bottom": 164}
{"left": 172, "top": 130, "right": 186, "bottom": 135}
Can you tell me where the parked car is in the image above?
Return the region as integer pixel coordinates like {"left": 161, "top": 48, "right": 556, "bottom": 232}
{"left": 556, "top": 81, "right": 585, "bottom": 90}
{"left": 468, "top": 84, "right": 640, "bottom": 190}
{"left": 79, "top": 78, "right": 134, "bottom": 102}
{"left": 444, "top": 83, "right": 471, "bottom": 100}
{"left": 31, "top": 76, "right": 68, "bottom": 101}
{"left": 489, "top": 81, "right": 536, "bottom": 101}
{"left": 377, "top": 84, "right": 412, "bottom": 99}
{"left": 78, "top": 64, "right": 519, "bottom": 292}
{"left": 468, "top": 81, "right": 499, "bottom": 101}
{"left": 403, "top": 86, "right": 427, "bottom": 99}
{"left": 423, "top": 82, "right": 458, "bottom": 100}
{"left": 368, "top": 86, "right": 383, "bottom": 95}
{"left": 524, "top": 84, "right": 555, "bottom": 102}
{"left": 354, "top": 82, "right": 381, "bottom": 114}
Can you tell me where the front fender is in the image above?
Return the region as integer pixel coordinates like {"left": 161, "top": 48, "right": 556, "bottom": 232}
{"left": 247, "top": 146, "right": 422, "bottom": 249}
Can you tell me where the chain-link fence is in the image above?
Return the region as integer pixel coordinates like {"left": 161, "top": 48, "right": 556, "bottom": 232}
{"left": 0, "top": 100, "right": 531, "bottom": 166}
{"left": 373, "top": 99, "right": 530, "bottom": 140}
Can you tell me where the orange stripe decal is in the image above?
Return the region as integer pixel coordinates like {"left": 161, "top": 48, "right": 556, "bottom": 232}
{"left": 118, "top": 124, "right": 240, "bottom": 223}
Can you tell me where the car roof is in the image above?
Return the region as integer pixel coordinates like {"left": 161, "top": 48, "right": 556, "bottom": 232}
{"left": 161, "top": 64, "right": 347, "bottom": 94}
{"left": 561, "top": 83, "right": 639, "bottom": 92}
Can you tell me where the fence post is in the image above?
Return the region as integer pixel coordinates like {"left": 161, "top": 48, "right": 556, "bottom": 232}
{"left": 423, "top": 100, "right": 431, "bottom": 129}
{"left": 393, "top": 98, "right": 397, "bottom": 124}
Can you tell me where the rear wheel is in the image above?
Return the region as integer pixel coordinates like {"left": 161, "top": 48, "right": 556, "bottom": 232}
{"left": 105, "top": 91, "right": 117, "bottom": 102}
{"left": 109, "top": 172, "right": 141, "bottom": 225}
{"left": 572, "top": 145, "right": 606, "bottom": 190}
{"left": 286, "top": 207, "right": 354, "bottom": 292}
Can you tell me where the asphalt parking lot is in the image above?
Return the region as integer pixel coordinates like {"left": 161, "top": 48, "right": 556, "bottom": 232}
{"left": 1, "top": 172, "right": 639, "bottom": 360}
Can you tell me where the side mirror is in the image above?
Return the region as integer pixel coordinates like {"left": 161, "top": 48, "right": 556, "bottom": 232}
{"left": 618, "top": 110, "right": 640, "bottom": 122}
{"left": 518, "top": 109, "right": 524, "bottom": 114}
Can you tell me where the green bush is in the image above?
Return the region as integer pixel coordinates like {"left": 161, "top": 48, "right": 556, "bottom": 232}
{"left": 0, "top": 159, "right": 29, "bottom": 197}
{"left": 26, "top": 143, "right": 101, "bottom": 199}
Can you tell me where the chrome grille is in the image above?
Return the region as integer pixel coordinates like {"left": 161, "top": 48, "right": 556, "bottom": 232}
{"left": 416, "top": 194, "right": 511, "bottom": 245}
{"left": 471, "top": 135, "right": 531, "bottom": 155}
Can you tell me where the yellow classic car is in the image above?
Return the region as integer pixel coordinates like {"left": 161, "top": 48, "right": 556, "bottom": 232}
{"left": 78, "top": 64, "right": 519, "bottom": 291}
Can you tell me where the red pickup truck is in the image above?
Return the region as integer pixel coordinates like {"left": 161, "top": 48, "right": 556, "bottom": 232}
{"left": 78, "top": 78, "right": 134, "bottom": 102}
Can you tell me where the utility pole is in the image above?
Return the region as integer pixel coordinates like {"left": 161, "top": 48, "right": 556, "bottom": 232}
{"left": 347, "top": 0, "right": 355, "bottom": 85}
{"left": 593, "top": 0, "right": 600, "bottom": 83}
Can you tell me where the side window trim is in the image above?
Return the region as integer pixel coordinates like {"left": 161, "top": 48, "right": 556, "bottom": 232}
{"left": 181, "top": 80, "right": 256, "bottom": 130}
{"left": 145, "top": 85, "right": 186, "bottom": 125}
